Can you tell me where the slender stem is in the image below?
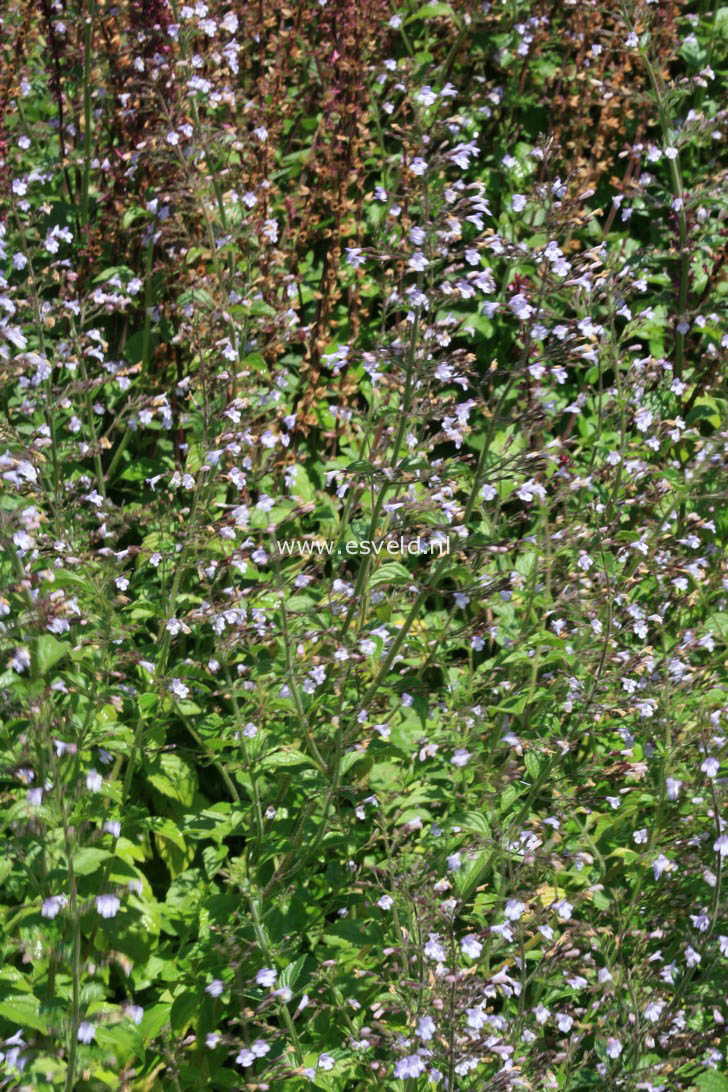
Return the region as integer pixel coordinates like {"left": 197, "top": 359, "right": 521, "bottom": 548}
{"left": 141, "top": 239, "right": 154, "bottom": 376}
{"left": 340, "top": 312, "right": 420, "bottom": 638}
{"left": 80, "top": 0, "right": 95, "bottom": 231}
{"left": 76, "top": 350, "right": 106, "bottom": 499}
{"left": 224, "top": 665, "right": 265, "bottom": 844}
{"left": 247, "top": 895, "right": 304, "bottom": 1063}
{"left": 12, "top": 208, "right": 61, "bottom": 520}
{"left": 55, "top": 749, "right": 82, "bottom": 1092}
{"left": 465, "top": 275, "right": 549, "bottom": 524}
{"left": 104, "top": 423, "right": 133, "bottom": 485}
{"left": 123, "top": 473, "right": 205, "bottom": 796}
{"left": 122, "top": 718, "right": 144, "bottom": 801}
{"left": 274, "top": 565, "right": 327, "bottom": 772}
{"left": 640, "top": 50, "right": 688, "bottom": 379}
{"left": 360, "top": 586, "right": 427, "bottom": 710}
{"left": 182, "top": 714, "right": 240, "bottom": 803}
{"left": 63, "top": 838, "right": 81, "bottom": 1092}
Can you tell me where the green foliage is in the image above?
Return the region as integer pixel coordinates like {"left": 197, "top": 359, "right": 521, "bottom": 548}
{"left": 0, "top": 0, "right": 726, "bottom": 1088}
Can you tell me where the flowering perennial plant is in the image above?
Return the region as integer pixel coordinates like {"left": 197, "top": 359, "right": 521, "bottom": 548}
{"left": 0, "top": 0, "right": 727, "bottom": 1088}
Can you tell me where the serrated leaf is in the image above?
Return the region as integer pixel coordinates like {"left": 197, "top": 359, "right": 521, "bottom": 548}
{"left": 72, "top": 847, "right": 112, "bottom": 876}
{"left": 0, "top": 996, "right": 49, "bottom": 1034}
{"left": 455, "top": 849, "right": 492, "bottom": 901}
{"left": 146, "top": 754, "right": 197, "bottom": 807}
{"left": 260, "top": 748, "right": 314, "bottom": 769}
{"left": 35, "top": 634, "right": 70, "bottom": 677}
{"left": 524, "top": 752, "right": 541, "bottom": 780}
{"left": 93, "top": 265, "right": 134, "bottom": 285}
{"left": 139, "top": 1002, "right": 171, "bottom": 1042}
{"left": 705, "top": 613, "right": 728, "bottom": 640}
{"left": 121, "top": 206, "right": 146, "bottom": 229}
{"left": 695, "top": 1073, "right": 728, "bottom": 1092}
{"left": 405, "top": 2, "right": 458, "bottom": 24}
{"left": 278, "top": 955, "right": 307, "bottom": 990}
{"left": 449, "top": 811, "right": 491, "bottom": 837}
{"left": 369, "top": 562, "right": 411, "bottom": 588}
{"left": 95, "top": 1021, "right": 143, "bottom": 1063}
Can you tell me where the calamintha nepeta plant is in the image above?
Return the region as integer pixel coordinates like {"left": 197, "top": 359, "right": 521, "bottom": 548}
{"left": 0, "top": 0, "right": 727, "bottom": 1089}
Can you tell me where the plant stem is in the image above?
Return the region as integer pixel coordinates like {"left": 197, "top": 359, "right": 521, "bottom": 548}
{"left": 640, "top": 50, "right": 689, "bottom": 379}
{"left": 80, "top": 0, "right": 95, "bottom": 231}
{"left": 56, "top": 765, "right": 81, "bottom": 1092}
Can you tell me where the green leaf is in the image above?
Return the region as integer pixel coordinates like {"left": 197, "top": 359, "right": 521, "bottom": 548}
{"left": 121, "top": 206, "right": 147, "bottom": 229}
{"left": 461, "top": 313, "right": 494, "bottom": 339}
{"left": 72, "top": 847, "right": 112, "bottom": 876}
{"left": 87, "top": 1066, "right": 122, "bottom": 1087}
{"left": 449, "top": 811, "right": 490, "bottom": 837}
{"left": 455, "top": 849, "right": 492, "bottom": 901}
{"left": 705, "top": 613, "right": 728, "bottom": 640}
{"left": 323, "top": 920, "right": 379, "bottom": 954}
{"left": 93, "top": 265, "right": 134, "bottom": 284}
{"left": 35, "top": 634, "right": 70, "bottom": 677}
{"left": 494, "top": 691, "right": 535, "bottom": 715}
{"left": 95, "top": 1022, "right": 143, "bottom": 1063}
{"left": 260, "top": 748, "right": 314, "bottom": 769}
{"left": 278, "top": 956, "right": 307, "bottom": 990}
{"left": 289, "top": 466, "right": 316, "bottom": 502}
{"left": 202, "top": 843, "right": 228, "bottom": 880}
{"left": 151, "top": 818, "right": 193, "bottom": 879}
{"left": 405, "top": 2, "right": 458, "bottom": 24}
{"left": 170, "top": 991, "right": 198, "bottom": 1033}
{"left": 0, "top": 996, "right": 49, "bottom": 1034}
{"left": 138, "top": 692, "right": 158, "bottom": 718}
{"left": 590, "top": 888, "right": 611, "bottom": 911}
{"left": 524, "top": 752, "right": 541, "bottom": 781}
{"left": 369, "top": 562, "right": 411, "bottom": 588}
{"left": 139, "top": 1002, "right": 171, "bottom": 1042}
{"left": 146, "top": 754, "right": 198, "bottom": 807}
{"left": 679, "top": 36, "right": 706, "bottom": 66}
{"left": 695, "top": 1073, "right": 728, "bottom": 1092}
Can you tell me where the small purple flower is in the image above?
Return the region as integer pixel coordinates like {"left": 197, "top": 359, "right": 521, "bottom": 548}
{"left": 394, "top": 1054, "right": 426, "bottom": 1079}
{"left": 417, "top": 1015, "right": 436, "bottom": 1041}
{"left": 714, "top": 834, "right": 728, "bottom": 858}
{"left": 461, "top": 934, "right": 482, "bottom": 960}
{"left": 653, "top": 854, "right": 671, "bottom": 880}
{"left": 77, "top": 1021, "right": 95, "bottom": 1044}
{"left": 255, "top": 967, "right": 277, "bottom": 988}
{"left": 505, "top": 899, "right": 526, "bottom": 921}
{"left": 605, "top": 1037, "right": 622, "bottom": 1059}
{"left": 96, "top": 894, "right": 120, "bottom": 919}
{"left": 42, "top": 894, "right": 67, "bottom": 919}
{"left": 451, "top": 748, "right": 471, "bottom": 767}
{"left": 86, "top": 769, "right": 103, "bottom": 793}
{"left": 701, "top": 756, "right": 720, "bottom": 779}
